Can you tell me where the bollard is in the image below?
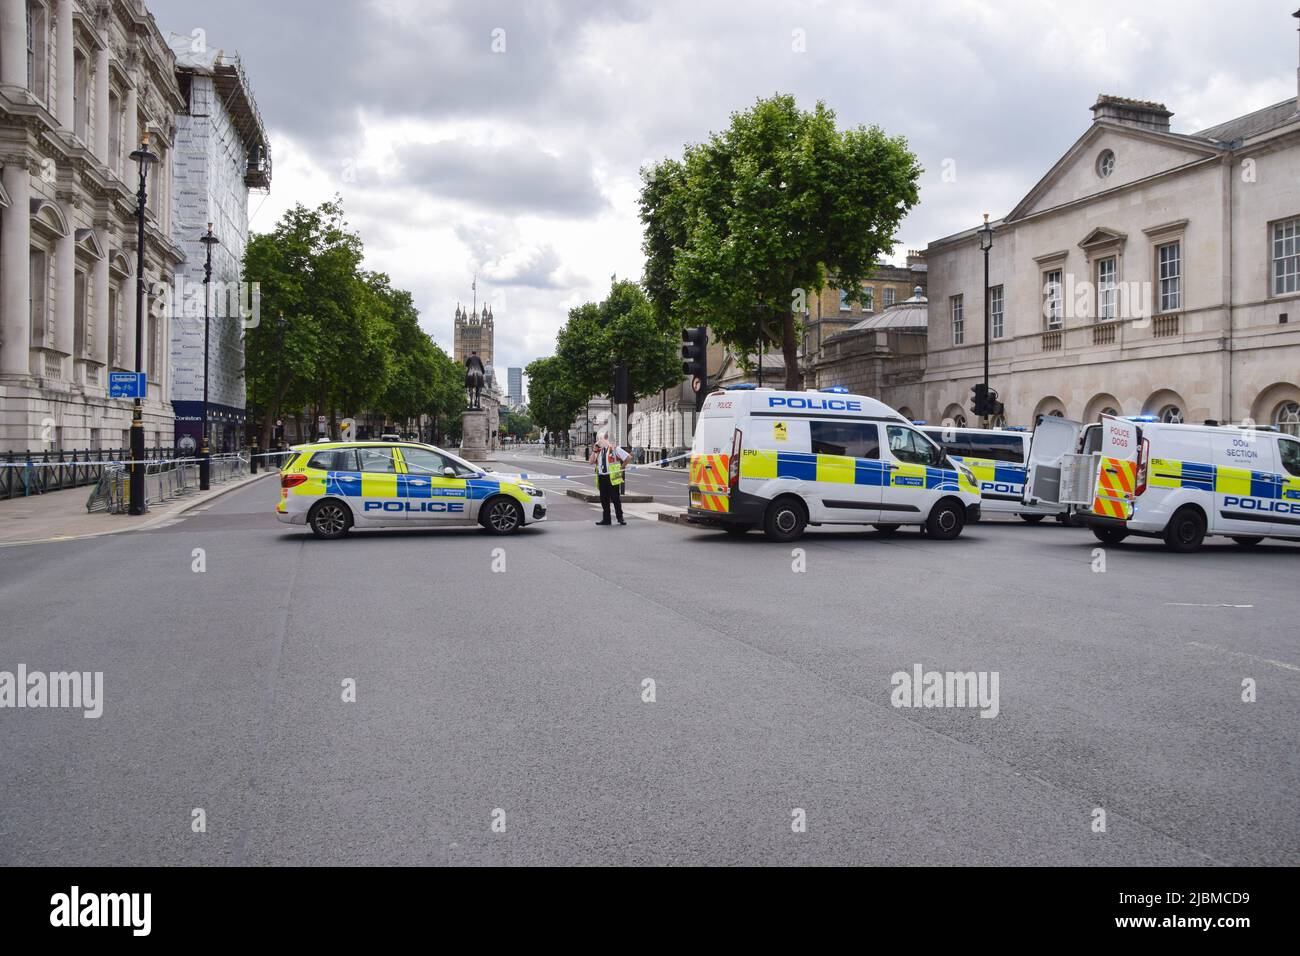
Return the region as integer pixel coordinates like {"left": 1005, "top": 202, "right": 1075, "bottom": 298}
{"left": 250, "top": 445, "right": 258, "bottom": 474}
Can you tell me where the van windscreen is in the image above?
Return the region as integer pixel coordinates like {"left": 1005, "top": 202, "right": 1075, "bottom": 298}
{"left": 924, "top": 430, "right": 1024, "bottom": 464}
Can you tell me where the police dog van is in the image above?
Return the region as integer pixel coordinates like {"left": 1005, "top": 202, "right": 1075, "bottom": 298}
{"left": 920, "top": 425, "right": 1062, "bottom": 522}
{"left": 1023, "top": 414, "right": 1300, "bottom": 551}
{"left": 686, "top": 386, "right": 981, "bottom": 541}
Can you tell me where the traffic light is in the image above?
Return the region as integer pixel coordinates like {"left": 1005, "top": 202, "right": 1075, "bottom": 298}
{"left": 970, "top": 383, "right": 1005, "bottom": 419}
{"left": 612, "top": 362, "right": 630, "bottom": 404}
{"left": 986, "top": 387, "right": 1004, "bottom": 419}
{"left": 682, "top": 327, "right": 708, "bottom": 411}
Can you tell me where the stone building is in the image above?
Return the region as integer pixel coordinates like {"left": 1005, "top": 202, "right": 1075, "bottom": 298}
{"left": 453, "top": 299, "right": 493, "bottom": 366}
{"left": 802, "top": 253, "right": 927, "bottom": 365}
{"left": 1, "top": 0, "right": 186, "bottom": 452}
{"left": 167, "top": 34, "right": 269, "bottom": 455}
{"left": 923, "top": 21, "right": 1300, "bottom": 434}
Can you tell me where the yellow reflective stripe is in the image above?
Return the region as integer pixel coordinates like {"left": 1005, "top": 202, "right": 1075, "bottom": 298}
{"left": 739, "top": 448, "right": 777, "bottom": 479}
{"left": 1214, "top": 465, "right": 1252, "bottom": 496}
{"left": 815, "top": 454, "right": 854, "bottom": 484}
{"left": 962, "top": 457, "right": 997, "bottom": 483}
{"left": 891, "top": 462, "right": 926, "bottom": 485}
{"left": 361, "top": 473, "right": 398, "bottom": 497}
{"left": 1147, "top": 458, "right": 1181, "bottom": 488}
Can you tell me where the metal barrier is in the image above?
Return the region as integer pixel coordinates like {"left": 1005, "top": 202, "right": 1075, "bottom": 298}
{"left": 84, "top": 453, "right": 249, "bottom": 514}
{"left": 2, "top": 447, "right": 176, "bottom": 500}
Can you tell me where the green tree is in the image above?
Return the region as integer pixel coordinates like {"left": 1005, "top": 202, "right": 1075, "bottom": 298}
{"left": 639, "top": 94, "right": 921, "bottom": 389}
{"left": 525, "top": 355, "right": 584, "bottom": 439}
{"left": 503, "top": 408, "right": 534, "bottom": 439}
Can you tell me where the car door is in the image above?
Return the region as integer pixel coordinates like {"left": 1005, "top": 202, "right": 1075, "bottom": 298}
{"left": 1092, "top": 415, "right": 1140, "bottom": 520}
{"left": 1207, "top": 430, "right": 1277, "bottom": 536}
{"left": 355, "top": 446, "right": 402, "bottom": 525}
{"left": 808, "top": 419, "right": 883, "bottom": 522}
{"left": 1023, "top": 416, "right": 1086, "bottom": 507}
{"left": 1274, "top": 436, "right": 1300, "bottom": 537}
{"left": 394, "top": 446, "right": 474, "bottom": 524}
{"left": 881, "top": 424, "right": 950, "bottom": 520}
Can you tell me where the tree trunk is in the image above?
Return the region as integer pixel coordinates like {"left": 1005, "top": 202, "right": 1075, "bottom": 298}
{"left": 781, "top": 311, "right": 802, "bottom": 390}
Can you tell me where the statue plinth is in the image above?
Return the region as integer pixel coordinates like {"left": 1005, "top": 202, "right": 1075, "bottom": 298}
{"left": 459, "top": 409, "right": 490, "bottom": 461}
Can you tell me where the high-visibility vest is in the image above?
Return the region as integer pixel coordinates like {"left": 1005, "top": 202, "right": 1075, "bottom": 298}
{"left": 596, "top": 449, "right": 624, "bottom": 486}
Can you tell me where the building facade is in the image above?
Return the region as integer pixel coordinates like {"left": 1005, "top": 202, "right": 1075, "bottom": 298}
{"left": 453, "top": 301, "right": 493, "bottom": 367}
{"left": 506, "top": 365, "right": 522, "bottom": 408}
{"left": 803, "top": 254, "right": 927, "bottom": 367}
{"left": 167, "top": 34, "right": 269, "bottom": 455}
{"left": 1, "top": 0, "right": 186, "bottom": 452}
{"left": 923, "top": 78, "right": 1300, "bottom": 434}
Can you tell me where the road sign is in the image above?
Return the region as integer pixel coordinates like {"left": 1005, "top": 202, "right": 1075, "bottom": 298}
{"left": 108, "top": 372, "right": 146, "bottom": 398}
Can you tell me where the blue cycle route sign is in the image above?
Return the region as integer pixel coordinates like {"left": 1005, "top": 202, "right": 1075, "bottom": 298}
{"left": 108, "top": 372, "right": 147, "bottom": 398}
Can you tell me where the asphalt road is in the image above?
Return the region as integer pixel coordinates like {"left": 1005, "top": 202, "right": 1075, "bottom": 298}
{"left": 1, "top": 459, "right": 1297, "bottom": 866}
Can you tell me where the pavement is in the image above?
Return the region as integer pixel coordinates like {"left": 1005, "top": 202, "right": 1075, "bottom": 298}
{"left": 0, "top": 447, "right": 1296, "bottom": 865}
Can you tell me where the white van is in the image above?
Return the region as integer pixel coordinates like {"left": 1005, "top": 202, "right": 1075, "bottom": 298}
{"left": 1024, "top": 414, "right": 1300, "bottom": 551}
{"left": 686, "top": 386, "right": 982, "bottom": 541}
{"left": 920, "top": 425, "right": 1061, "bottom": 522}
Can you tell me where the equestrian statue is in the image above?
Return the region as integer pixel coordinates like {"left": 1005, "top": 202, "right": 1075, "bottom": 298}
{"left": 464, "top": 351, "right": 485, "bottom": 410}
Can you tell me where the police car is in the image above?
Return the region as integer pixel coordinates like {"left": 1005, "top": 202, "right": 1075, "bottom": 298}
{"left": 920, "top": 424, "right": 1061, "bottom": 522}
{"left": 686, "top": 386, "right": 981, "bottom": 542}
{"left": 1024, "top": 414, "right": 1300, "bottom": 551}
{"left": 276, "top": 441, "right": 547, "bottom": 539}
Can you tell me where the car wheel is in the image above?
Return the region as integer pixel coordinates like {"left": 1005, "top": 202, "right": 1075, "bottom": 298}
{"left": 308, "top": 500, "right": 351, "bottom": 539}
{"left": 763, "top": 497, "right": 806, "bottom": 542}
{"left": 482, "top": 496, "right": 523, "bottom": 535}
{"left": 1019, "top": 514, "right": 1046, "bottom": 523}
{"left": 1231, "top": 536, "right": 1263, "bottom": 547}
{"left": 925, "top": 499, "right": 965, "bottom": 540}
{"left": 723, "top": 524, "right": 752, "bottom": 536}
{"left": 1092, "top": 526, "right": 1128, "bottom": 545}
{"left": 873, "top": 523, "right": 901, "bottom": 534}
{"left": 1163, "top": 507, "right": 1207, "bottom": 553}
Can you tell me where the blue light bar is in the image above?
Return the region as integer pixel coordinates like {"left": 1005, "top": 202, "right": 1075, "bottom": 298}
{"left": 1004, "top": 425, "right": 1027, "bottom": 431}
{"left": 819, "top": 385, "right": 849, "bottom": 393}
{"left": 1126, "top": 414, "right": 1159, "bottom": 422}
{"left": 911, "top": 420, "right": 927, "bottom": 426}
{"left": 724, "top": 383, "right": 758, "bottom": 390}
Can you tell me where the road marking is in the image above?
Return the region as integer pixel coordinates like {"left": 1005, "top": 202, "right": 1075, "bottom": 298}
{"left": 1165, "top": 602, "right": 1254, "bottom": 608}
{"left": 1186, "top": 641, "right": 1300, "bottom": 673}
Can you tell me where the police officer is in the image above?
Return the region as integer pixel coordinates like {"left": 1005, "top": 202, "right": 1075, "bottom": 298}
{"left": 589, "top": 432, "right": 630, "bottom": 526}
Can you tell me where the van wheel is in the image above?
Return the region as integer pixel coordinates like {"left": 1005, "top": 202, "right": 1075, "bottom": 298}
{"left": 1163, "top": 507, "right": 1207, "bottom": 553}
{"left": 873, "top": 523, "right": 901, "bottom": 534}
{"left": 481, "top": 496, "right": 523, "bottom": 535}
{"left": 763, "top": 497, "right": 806, "bottom": 542}
{"left": 1092, "top": 526, "right": 1129, "bottom": 545}
{"left": 308, "top": 500, "right": 352, "bottom": 539}
{"left": 1231, "top": 536, "right": 1263, "bottom": 547}
{"left": 1019, "top": 514, "right": 1045, "bottom": 523}
{"left": 925, "top": 499, "right": 965, "bottom": 540}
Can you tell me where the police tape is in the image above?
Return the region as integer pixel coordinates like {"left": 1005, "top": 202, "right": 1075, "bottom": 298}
{"left": 0, "top": 454, "right": 249, "bottom": 468}
{"left": 501, "top": 450, "right": 693, "bottom": 481}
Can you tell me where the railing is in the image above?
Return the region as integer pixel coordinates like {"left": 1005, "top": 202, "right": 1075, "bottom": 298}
{"left": 1092, "top": 323, "right": 1116, "bottom": 345}
{"left": 86, "top": 453, "right": 248, "bottom": 514}
{"left": 1153, "top": 313, "right": 1180, "bottom": 337}
{"left": 1041, "top": 330, "right": 1063, "bottom": 351}
{"left": 1, "top": 447, "right": 175, "bottom": 501}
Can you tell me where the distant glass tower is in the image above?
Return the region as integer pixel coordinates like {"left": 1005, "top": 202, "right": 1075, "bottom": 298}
{"left": 507, "top": 367, "right": 523, "bottom": 407}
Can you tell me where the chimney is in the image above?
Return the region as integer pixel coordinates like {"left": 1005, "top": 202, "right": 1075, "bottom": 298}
{"left": 1090, "top": 94, "right": 1173, "bottom": 132}
{"left": 906, "top": 249, "right": 926, "bottom": 268}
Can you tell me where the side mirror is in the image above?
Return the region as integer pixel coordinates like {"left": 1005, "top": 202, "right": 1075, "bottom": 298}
{"left": 442, "top": 466, "right": 456, "bottom": 478}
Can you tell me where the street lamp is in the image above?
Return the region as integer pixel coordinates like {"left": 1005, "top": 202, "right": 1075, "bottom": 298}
{"left": 126, "top": 134, "right": 158, "bottom": 516}
{"left": 199, "top": 222, "right": 219, "bottom": 490}
{"left": 978, "top": 212, "right": 995, "bottom": 427}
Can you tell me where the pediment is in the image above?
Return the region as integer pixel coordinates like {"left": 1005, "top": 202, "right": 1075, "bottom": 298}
{"left": 1078, "top": 227, "right": 1127, "bottom": 252}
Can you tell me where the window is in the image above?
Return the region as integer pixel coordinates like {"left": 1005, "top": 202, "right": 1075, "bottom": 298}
{"left": 886, "top": 425, "right": 944, "bottom": 467}
{"left": 1043, "top": 270, "right": 1063, "bottom": 329}
{"left": 810, "top": 421, "right": 879, "bottom": 459}
{"left": 1157, "top": 242, "right": 1181, "bottom": 312}
{"left": 308, "top": 449, "right": 359, "bottom": 472}
{"left": 1096, "top": 256, "right": 1117, "bottom": 321}
{"left": 924, "top": 430, "right": 1024, "bottom": 464}
{"left": 403, "top": 447, "right": 474, "bottom": 476}
{"left": 1274, "top": 401, "right": 1300, "bottom": 438}
{"left": 29, "top": 248, "right": 47, "bottom": 341}
{"left": 1096, "top": 149, "right": 1115, "bottom": 178}
{"left": 357, "top": 447, "right": 397, "bottom": 472}
{"left": 26, "top": 2, "right": 49, "bottom": 100}
{"left": 838, "top": 288, "right": 850, "bottom": 312}
{"left": 883, "top": 287, "right": 895, "bottom": 308}
{"left": 1158, "top": 404, "right": 1183, "bottom": 424}
{"left": 951, "top": 294, "right": 964, "bottom": 344}
{"left": 863, "top": 287, "right": 875, "bottom": 312}
{"left": 73, "top": 270, "right": 87, "bottom": 357}
{"left": 989, "top": 285, "right": 1004, "bottom": 339}
{"left": 1279, "top": 437, "right": 1300, "bottom": 477}
{"left": 73, "top": 51, "right": 88, "bottom": 141}
{"left": 1273, "top": 217, "right": 1298, "bottom": 296}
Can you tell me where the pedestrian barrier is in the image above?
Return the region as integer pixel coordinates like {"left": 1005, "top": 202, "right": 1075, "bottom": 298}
{"left": 0, "top": 447, "right": 176, "bottom": 500}
{"left": 81, "top": 453, "right": 249, "bottom": 514}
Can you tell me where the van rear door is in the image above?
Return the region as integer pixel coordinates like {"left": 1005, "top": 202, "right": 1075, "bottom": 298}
{"left": 1023, "top": 416, "right": 1085, "bottom": 506}
{"left": 1091, "top": 415, "right": 1140, "bottom": 519}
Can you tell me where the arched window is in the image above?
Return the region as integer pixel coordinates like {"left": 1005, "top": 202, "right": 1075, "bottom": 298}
{"left": 990, "top": 414, "right": 1006, "bottom": 428}
{"left": 1274, "top": 400, "right": 1300, "bottom": 438}
{"left": 1050, "top": 410, "right": 1064, "bottom": 417}
{"left": 1100, "top": 406, "right": 1118, "bottom": 418}
{"left": 1158, "top": 404, "right": 1183, "bottom": 423}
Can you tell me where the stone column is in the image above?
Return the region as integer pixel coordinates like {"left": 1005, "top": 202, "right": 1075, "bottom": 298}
{"left": 93, "top": 229, "right": 110, "bottom": 372}
{"left": 123, "top": 82, "right": 137, "bottom": 160}
{"left": 0, "top": 0, "right": 26, "bottom": 90}
{"left": 56, "top": 0, "right": 73, "bottom": 128}
{"left": 0, "top": 164, "right": 31, "bottom": 375}
{"left": 54, "top": 225, "right": 74, "bottom": 377}
{"left": 94, "top": 40, "right": 110, "bottom": 162}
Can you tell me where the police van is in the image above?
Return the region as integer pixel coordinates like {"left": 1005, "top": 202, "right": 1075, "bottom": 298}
{"left": 686, "top": 386, "right": 981, "bottom": 542}
{"left": 919, "top": 425, "right": 1061, "bottom": 522}
{"left": 276, "top": 441, "right": 547, "bottom": 538}
{"left": 1023, "top": 414, "right": 1300, "bottom": 551}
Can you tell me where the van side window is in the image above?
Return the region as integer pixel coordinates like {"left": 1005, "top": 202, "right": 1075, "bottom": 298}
{"left": 887, "top": 425, "right": 944, "bottom": 467}
{"left": 965, "top": 433, "right": 1025, "bottom": 464}
{"left": 1279, "top": 438, "right": 1300, "bottom": 477}
{"left": 357, "top": 448, "right": 398, "bottom": 473}
{"left": 811, "top": 421, "right": 879, "bottom": 459}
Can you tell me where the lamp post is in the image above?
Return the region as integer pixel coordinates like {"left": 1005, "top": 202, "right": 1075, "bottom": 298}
{"left": 199, "top": 222, "right": 219, "bottom": 489}
{"left": 126, "top": 134, "right": 158, "bottom": 516}
{"left": 978, "top": 213, "right": 994, "bottom": 428}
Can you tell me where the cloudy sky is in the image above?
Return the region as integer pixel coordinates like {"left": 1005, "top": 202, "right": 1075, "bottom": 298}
{"left": 147, "top": 0, "right": 1299, "bottom": 390}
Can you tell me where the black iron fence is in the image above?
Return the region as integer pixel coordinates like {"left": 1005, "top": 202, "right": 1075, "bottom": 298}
{"left": 0, "top": 447, "right": 175, "bottom": 501}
